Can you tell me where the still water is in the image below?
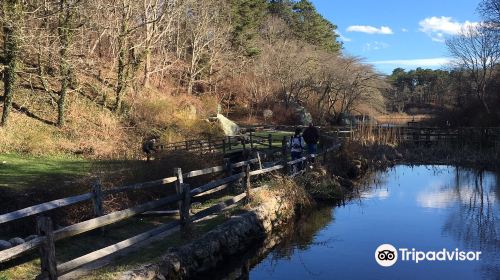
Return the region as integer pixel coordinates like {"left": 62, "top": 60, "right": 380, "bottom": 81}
{"left": 249, "top": 165, "right": 500, "bottom": 280}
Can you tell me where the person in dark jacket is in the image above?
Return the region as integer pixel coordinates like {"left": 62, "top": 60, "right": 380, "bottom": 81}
{"left": 142, "top": 138, "right": 157, "bottom": 162}
{"left": 302, "top": 123, "right": 320, "bottom": 155}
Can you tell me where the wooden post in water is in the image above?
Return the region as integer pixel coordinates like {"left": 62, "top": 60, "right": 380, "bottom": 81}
{"left": 91, "top": 180, "right": 104, "bottom": 218}
{"left": 222, "top": 139, "right": 226, "bottom": 155}
{"left": 180, "top": 183, "right": 191, "bottom": 227}
{"left": 36, "top": 216, "right": 57, "bottom": 280}
{"left": 245, "top": 164, "right": 251, "bottom": 204}
{"left": 228, "top": 136, "right": 232, "bottom": 150}
{"left": 174, "top": 168, "right": 183, "bottom": 216}
{"left": 268, "top": 134, "right": 273, "bottom": 149}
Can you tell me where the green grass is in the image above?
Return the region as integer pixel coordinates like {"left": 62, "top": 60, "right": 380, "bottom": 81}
{"left": 254, "top": 130, "right": 294, "bottom": 142}
{"left": 0, "top": 153, "right": 182, "bottom": 193}
{"left": 0, "top": 153, "right": 92, "bottom": 190}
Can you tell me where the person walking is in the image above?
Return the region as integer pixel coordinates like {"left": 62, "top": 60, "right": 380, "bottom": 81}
{"left": 302, "top": 123, "right": 320, "bottom": 155}
{"left": 289, "top": 128, "right": 305, "bottom": 161}
{"left": 142, "top": 138, "right": 157, "bottom": 162}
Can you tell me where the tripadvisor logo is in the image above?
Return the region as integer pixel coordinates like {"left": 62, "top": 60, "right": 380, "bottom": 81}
{"left": 375, "top": 244, "right": 482, "bottom": 267}
{"left": 375, "top": 244, "right": 398, "bottom": 267}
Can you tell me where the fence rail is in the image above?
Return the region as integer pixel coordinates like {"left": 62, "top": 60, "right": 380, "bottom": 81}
{"left": 332, "top": 125, "right": 500, "bottom": 147}
{"left": 157, "top": 131, "right": 280, "bottom": 155}
{"left": 0, "top": 140, "right": 341, "bottom": 279}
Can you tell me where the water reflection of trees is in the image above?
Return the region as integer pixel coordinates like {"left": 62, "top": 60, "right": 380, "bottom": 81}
{"left": 442, "top": 168, "right": 499, "bottom": 279}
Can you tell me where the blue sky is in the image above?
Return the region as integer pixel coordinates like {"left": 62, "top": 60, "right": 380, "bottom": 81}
{"left": 310, "top": 0, "right": 482, "bottom": 74}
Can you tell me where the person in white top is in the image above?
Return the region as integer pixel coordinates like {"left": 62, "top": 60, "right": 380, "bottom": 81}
{"left": 289, "top": 128, "right": 305, "bottom": 161}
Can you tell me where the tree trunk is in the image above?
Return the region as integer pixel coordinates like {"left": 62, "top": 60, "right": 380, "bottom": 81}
{"left": 115, "top": 8, "right": 129, "bottom": 112}
{"left": 480, "top": 85, "right": 491, "bottom": 115}
{"left": 142, "top": 0, "right": 151, "bottom": 87}
{"left": 1, "top": 0, "right": 21, "bottom": 127}
{"left": 58, "top": 0, "right": 72, "bottom": 127}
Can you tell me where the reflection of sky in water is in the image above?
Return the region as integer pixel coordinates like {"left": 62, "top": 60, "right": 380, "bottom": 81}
{"left": 417, "top": 186, "right": 497, "bottom": 209}
{"left": 248, "top": 165, "right": 500, "bottom": 280}
{"left": 361, "top": 188, "right": 390, "bottom": 200}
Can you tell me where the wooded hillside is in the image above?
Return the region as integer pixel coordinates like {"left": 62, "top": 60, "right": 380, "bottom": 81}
{"left": 0, "top": 0, "right": 386, "bottom": 158}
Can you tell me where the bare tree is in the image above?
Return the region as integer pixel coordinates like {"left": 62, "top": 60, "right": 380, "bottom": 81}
{"left": 57, "top": 0, "right": 84, "bottom": 127}
{"left": 479, "top": 0, "right": 500, "bottom": 26}
{"left": 311, "top": 56, "right": 385, "bottom": 124}
{"left": 1, "top": 0, "right": 22, "bottom": 126}
{"left": 446, "top": 25, "right": 500, "bottom": 113}
{"left": 182, "top": 0, "right": 231, "bottom": 95}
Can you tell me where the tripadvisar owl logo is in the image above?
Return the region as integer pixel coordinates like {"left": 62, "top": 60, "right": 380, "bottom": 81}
{"left": 375, "top": 244, "right": 398, "bottom": 267}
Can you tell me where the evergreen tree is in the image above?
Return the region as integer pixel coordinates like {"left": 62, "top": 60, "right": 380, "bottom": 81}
{"left": 291, "top": 0, "right": 341, "bottom": 52}
{"left": 267, "top": 0, "right": 341, "bottom": 53}
{"left": 231, "top": 0, "right": 268, "bottom": 56}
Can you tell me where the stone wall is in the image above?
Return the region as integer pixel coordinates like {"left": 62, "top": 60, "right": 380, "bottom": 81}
{"left": 121, "top": 187, "right": 298, "bottom": 280}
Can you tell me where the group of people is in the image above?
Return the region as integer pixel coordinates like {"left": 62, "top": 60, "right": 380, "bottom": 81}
{"left": 289, "top": 123, "right": 320, "bottom": 161}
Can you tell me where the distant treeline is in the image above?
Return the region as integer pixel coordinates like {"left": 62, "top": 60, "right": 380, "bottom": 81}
{"left": 386, "top": 0, "right": 500, "bottom": 126}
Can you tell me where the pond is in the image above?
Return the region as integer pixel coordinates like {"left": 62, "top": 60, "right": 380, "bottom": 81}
{"left": 227, "top": 165, "right": 500, "bottom": 280}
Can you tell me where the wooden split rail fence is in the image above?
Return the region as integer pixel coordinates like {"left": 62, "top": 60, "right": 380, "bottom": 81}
{"left": 331, "top": 125, "right": 500, "bottom": 148}
{"left": 157, "top": 132, "right": 279, "bottom": 155}
{"left": 0, "top": 142, "right": 341, "bottom": 279}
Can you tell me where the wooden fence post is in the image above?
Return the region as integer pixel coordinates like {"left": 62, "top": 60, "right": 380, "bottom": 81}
{"left": 282, "top": 136, "right": 287, "bottom": 161}
{"left": 228, "top": 137, "right": 232, "bottom": 150}
{"left": 175, "top": 168, "right": 183, "bottom": 216}
{"left": 245, "top": 164, "right": 251, "bottom": 204}
{"left": 185, "top": 140, "right": 189, "bottom": 151}
{"left": 242, "top": 138, "right": 246, "bottom": 152}
{"left": 91, "top": 180, "right": 104, "bottom": 218}
{"left": 257, "top": 152, "right": 263, "bottom": 170}
{"left": 224, "top": 158, "right": 233, "bottom": 176}
{"left": 250, "top": 131, "right": 254, "bottom": 150}
{"left": 180, "top": 183, "right": 191, "bottom": 227}
{"left": 222, "top": 139, "right": 226, "bottom": 155}
{"left": 36, "top": 216, "right": 57, "bottom": 280}
{"left": 268, "top": 134, "right": 273, "bottom": 149}
{"left": 224, "top": 158, "right": 236, "bottom": 192}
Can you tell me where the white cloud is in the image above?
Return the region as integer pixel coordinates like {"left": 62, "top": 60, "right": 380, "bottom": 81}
{"left": 363, "top": 41, "right": 389, "bottom": 52}
{"left": 370, "top": 57, "right": 453, "bottom": 67}
{"left": 419, "top": 16, "right": 479, "bottom": 42}
{"left": 335, "top": 30, "right": 352, "bottom": 42}
{"left": 346, "top": 25, "right": 394, "bottom": 35}
{"left": 401, "top": 28, "right": 408, "bottom": 32}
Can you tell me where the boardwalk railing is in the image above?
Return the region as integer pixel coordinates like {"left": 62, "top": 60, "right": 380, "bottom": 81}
{"left": 0, "top": 142, "right": 341, "bottom": 279}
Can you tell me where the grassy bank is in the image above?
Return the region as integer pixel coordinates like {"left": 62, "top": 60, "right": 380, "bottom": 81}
{"left": 0, "top": 154, "right": 92, "bottom": 191}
